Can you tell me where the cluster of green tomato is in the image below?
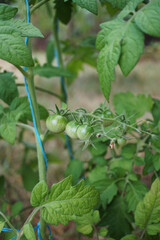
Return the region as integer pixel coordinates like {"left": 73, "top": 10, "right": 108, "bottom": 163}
{"left": 46, "top": 107, "right": 127, "bottom": 147}
{"left": 46, "top": 114, "right": 93, "bottom": 140}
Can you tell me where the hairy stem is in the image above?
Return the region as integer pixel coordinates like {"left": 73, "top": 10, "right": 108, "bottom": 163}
{"left": 17, "top": 83, "right": 63, "bottom": 100}
{"left": 30, "top": 0, "right": 50, "bottom": 15}
{"left": 0, "top": 211, "right": 18, "bottom": 234}
{"left": 17, "top": 207, "right": 41, "bottom": 240}
{"left": 52, "top": 16, "right": 67, "bottom": 102}
{"left": 16, "top": 122, "right": 35, "bottom": 133}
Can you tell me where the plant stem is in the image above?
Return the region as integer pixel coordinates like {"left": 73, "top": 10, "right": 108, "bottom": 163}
{"left": 30, "top": 0, "right": 50, "bottom": 15}
{"left": 15, "top": 65, "right": 29, "bottom": 78}
{"left": 17, "top": 83, "right": 63, "bottom": 100}
{"left": 52, "top": 16, "right": 66, "bottom": 102}
{"left": 17, "top": 207, "right": 41, "bottom": 240}
{"left": 16, "top": 122, "right": 35, "bottom": 133}
{"left": 27, "top": 69, "right": 47, "bottom": 240}
{"left": 0, "top": 211, "right": 18, "bottom": 234}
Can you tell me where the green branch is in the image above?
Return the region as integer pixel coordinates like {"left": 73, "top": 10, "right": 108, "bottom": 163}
{"left": 14, "top": 65, "right": 29, "bottom": 78}
{"left": 17, "top": 83, "right": 63, "bottom": 100}
{"left": 30, "top": 0, "right": 50, "bottom": 15}
{"left": 0, "top": 211, "right": 18, "bottom": 234}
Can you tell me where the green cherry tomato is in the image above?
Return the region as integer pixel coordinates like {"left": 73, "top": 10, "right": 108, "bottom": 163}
{"left": 101, "top": 110, "right": 114, "bottom": 127}
{"left": 65, "top": 121, "right": 79, "bottom": 139}
{"left": 117, "top": 138, "right": 126, "bottom": 146}
{"left": 77, "top": 124, "right": 92, "bottom": 140}
{"left": 46, "top": 114, "right": 67, "bottom": 133}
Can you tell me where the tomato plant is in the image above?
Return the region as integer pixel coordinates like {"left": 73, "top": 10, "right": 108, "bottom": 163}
{"left": 0, "top": 0, "right": 160, "bottom": 240}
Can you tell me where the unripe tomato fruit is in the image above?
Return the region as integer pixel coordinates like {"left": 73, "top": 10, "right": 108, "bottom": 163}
{"left": 65, "top": 121, "right": 79, "bottom": 139}
{"left": 77, "top": 124, "right": 92, "bottom": 140}
{"left": 117, "top": 138, "right": 126, "bottom": 146}
{"left": 46, "top": 114, "right": 67, "bottom": 133}
{"left": 101, "top": 110, "right": 114, "bottom": 127}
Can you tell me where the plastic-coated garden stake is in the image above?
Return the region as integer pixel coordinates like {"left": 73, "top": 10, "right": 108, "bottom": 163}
{"left": 23, "top": 1, "right": 47, "bottom": 238}
{"left": 52, "top": 16, "right": 66, "bottom": 102}
{"left": 26, "top": 51, "right": 47, "bottom": 240}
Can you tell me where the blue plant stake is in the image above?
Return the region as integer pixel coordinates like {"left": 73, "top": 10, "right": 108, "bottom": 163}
{"left": 54, "top": 19, "right": 74, "bottom": 160}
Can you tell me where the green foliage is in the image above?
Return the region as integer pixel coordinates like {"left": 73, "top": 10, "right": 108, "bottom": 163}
{"left": 31, "top": 180, "right": 49, "bottom": 207}
{"left": 135, "top": 178, "right": 160, "bottom": 235}
{"left": 99, "top": 197, "right": 132, "bottom": 239}
{"left": 11, "top": 201, "right": 23, "bottom": 217}
{"left": 0, "top": 221, "right": 5, "bottom": 233}
{"left": 113, "top": 92, "right": 153, "bottom": 121}
{"left": 76, "top": 210, "right": 100, "bottom": 235}
{"left": 46, "top": 41, "right": 55, "bottom": 65}
{"left": 0, "top": 4, "right": 18, "bottom": 20}
{"left": 0, "top": 3, "right": 44, "bottom": 67}
{"left": 54, "top": 0, "right": 72, "bottom": 24}
{"left": 120, "top": 235, "right": 140, "bottom": 240}
{"left": 34, "top": 65, "right": 73, "bottom": 78}
{"left": 65, "top": 159, "right": 83, "bottom": 184}
{"left": 125, "top": 181, "right": 148, "bottom": 212}
{"left": 0, "top": 72, "right": 18, "bottom": 105}
{"left": 73, "top": 0, "right": 98, "bottom": 15}
{"left": 30, "top": 176, "right": 99, "bottom": 225}
{"left": 96, "top": 0, "right": 160, "bottom": 100}
{"left": 103, "top": 0, "right": 130, "bottom": 9}
{"left": 135, "top": 0, "right": 160, "bottom": 37}
{"left": 23, "top": 223, "right": 36, "bottom": 240}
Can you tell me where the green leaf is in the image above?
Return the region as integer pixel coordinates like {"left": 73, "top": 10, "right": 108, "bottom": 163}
{"left": 121, "top": 143, "right": 136, "bottom": 159}
{"left": 76, "top": 210, "right": 100, "bottom": 235}
{"left": 0, "top": 121, "right": 16, "bottom": 144}
{"left": 143, "top": 149, "right": 154, "bottom": 175}
{"left": 10, "top": 97, "right": 48, "bottom": 122}
{"left": 120, "top": 235, "right": 139, "bottom": 240}
{"left": 22, "top": 163, "right": 39, "bottom": 192}
{"left": 23, "top": 223, "right": 36, "bottom": 240}
{"left": 0, "top": 4, "right": 18, "bottom": 20}
{"left": 135, "top": 178, "right": 160, "bottom": 235}
{"left": 0, "top": 72, "right": 18, "bottom": 105}
{"left": 34, "top": 65, "right": 73, "bottom": 78}
{"left": 54, "top": 0, "right": 72, "bottom": 24}
{"left": 119, "top": 22, "right": 144, "bottom": 76}
{"left": 99, "top": 197, "right": 132, "bottom": 239}
{"left": 125, "top": 181, "right": 148, "bottom": 212}
{"left": 11, "top": 201, "right": 23, "bottom": 217}
{"left": 99, "top": 227, "right": 108, "bottom": 237}
{"left": 135, "top": 0, "right": 160, "bottom": 37}
{"left": 0, "top": 19, "right": 44, "bottom": 38}
{"left": 109, "top": 158, "right": 133, "bottom": 172}
{"left": 46, "top": 41, "right": 54, "bottom": 65}
{"left": 88, "top": 166, "right": 107, "bottom": 183}
{"left": 0, "top": 176, "right": 5, "bottom": 196}
{"left": 41, "top": 176, "right": 99, "bottom": 225}
{"left": 31, "top": 180, "right": 49, "bottom": 207}
{"left": 0, "top": 221, "right": 5, "bottom": 233}
{"left": 104, "top": 0, "right": 130, "bottom": 9}
{"left": 100, "top": 182, "right": 118, "bottom": 208}
{"left": 118, "top": 0, "right": 143, "bottom": 19}
{"left": 153, "top": 153, "right": 160, "bottom": 171}
{"left": 89, "top": 142, "right": 107, "bottom": 156}
{"left": 113, "top": 92, "right": 153, "bottom": 121}
{"left": 65, "top": 159, "right": 83, "bottom": 185}
{"left": 73, "top": 0, "right": 98, "bottom": 15}
{"left": 0, "top": 25, "right": 34, "bottom": 67}
{"left": 97, "top": 40, "right": 121, "bottom": 101}
{"left": 152, "top": 98, "right": 160, "bottom": 125}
